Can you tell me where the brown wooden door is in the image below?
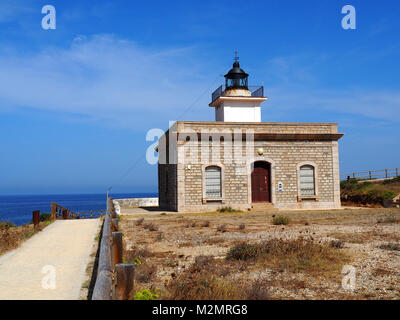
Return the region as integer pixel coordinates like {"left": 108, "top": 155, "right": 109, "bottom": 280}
{"left": 251, "top": 162, "right": 270, "bottom": 203}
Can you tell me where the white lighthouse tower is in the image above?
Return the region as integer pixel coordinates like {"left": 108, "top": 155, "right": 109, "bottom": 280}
{"left": 209, "top": 55, "right": 267, "bottom": 122}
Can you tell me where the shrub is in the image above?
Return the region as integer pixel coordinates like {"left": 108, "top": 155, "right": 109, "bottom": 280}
{"left": 340, "top": 178, "right": 358, "bottom": 189}
{"left": 238, "top": 223, "right": 245, "bottom": 230}
{"left": 246, "top": 279, "right": 270, "bottom": 300}
{"left": 0, "top": 221, "right": 16, "bottom": 229}
{"left": 143, "top": 223, "right": 158, "bottom": 231}
{"left": 272, "top": 215, "right": 290, "bottom": 225}
{"left": 134, "top": 289, "right": 158, "bottom": 300}
{"left": 190, "top": 255, "right": 215, "bottom": 273}
{"left": 341, "top": 179, "right": 398, "bottom": 205}
{"left": 135, "top": 264, "right": 157, "bottom": 283}
{"left": 39, "top": 213, "right": 51, "bottom": 222}
{"left": 217, "top": 207, "right": 236, "bottom": 213}
{"left": 156, "top": 232, "right": 163, "bottom": 241}
{"left": 226, "top": 242, "right": 261, "bottom": 261}
{"left": 217, "top": 225, "right": 227, "bottom": 233}
{"left": 382, "top": 176, "right": 400, "bottom": 185}
{"left": 330, "top": 240, "right": 344, "bottom": 249}
{"left": 202, "top": 221, "right": 210, "bottom": 228}
{"left": 382, "top": 191, "right": 396, "bottom": 200}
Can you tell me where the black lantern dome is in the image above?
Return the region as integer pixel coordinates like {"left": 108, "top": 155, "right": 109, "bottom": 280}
{"left": 224, "top": 60, "right": 249, "bottom": 90}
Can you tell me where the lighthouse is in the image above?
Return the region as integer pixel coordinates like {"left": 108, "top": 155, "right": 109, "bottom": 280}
{"left": 158, "top": 54, "right": 343, "bottom": 212}
{"left": 209, "top": 56, "right": 267, "bottom": 122}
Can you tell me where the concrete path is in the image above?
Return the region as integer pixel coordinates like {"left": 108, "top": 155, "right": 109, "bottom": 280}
{"left": 0, "top": 219, "right": 100, "bottom": 300}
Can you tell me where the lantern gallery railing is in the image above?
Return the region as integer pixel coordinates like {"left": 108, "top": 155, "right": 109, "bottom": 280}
{"left": 211, "top": 85, "right": 264, "bottom": 103}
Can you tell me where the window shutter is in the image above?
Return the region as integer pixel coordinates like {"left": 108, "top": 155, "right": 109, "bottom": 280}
{"left": 205, "top": 166, "right": 222, "bottom": 198}
{"left": 300, "top": 165, "right": 315, "bottom": 196}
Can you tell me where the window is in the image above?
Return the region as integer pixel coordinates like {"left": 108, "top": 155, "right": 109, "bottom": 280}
{"left": 299, "top": 165, "right": 315, "bottom": 196}
{"left": 205, "top": 166, "right": 222, "bottom": 198}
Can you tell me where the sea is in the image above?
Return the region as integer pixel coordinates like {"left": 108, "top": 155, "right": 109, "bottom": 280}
{"left": 0, "top": 193, "right": 158, "bottom": 226}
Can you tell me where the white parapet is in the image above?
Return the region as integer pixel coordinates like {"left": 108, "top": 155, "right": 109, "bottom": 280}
{"left": 112, "top": 198, "right": 159, "bottom": 214}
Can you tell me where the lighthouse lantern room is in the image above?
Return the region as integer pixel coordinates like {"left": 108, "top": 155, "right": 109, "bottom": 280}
{"left": 209, "top": 54, "right": 267, "bottom": 122}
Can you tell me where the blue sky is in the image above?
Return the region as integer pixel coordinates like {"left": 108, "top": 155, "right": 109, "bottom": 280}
{"left": 0, "top": 0, "right": 399, "bottom": 194}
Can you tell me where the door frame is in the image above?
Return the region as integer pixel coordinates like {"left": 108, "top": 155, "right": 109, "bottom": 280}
{"left": 251, "top": 161, "right": 271, "bottom": 203}
{"left": 247, "top": 157, "right": 276, "bottom": 205}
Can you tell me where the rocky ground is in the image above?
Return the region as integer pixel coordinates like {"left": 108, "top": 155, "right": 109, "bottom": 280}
{"left": 119, "top": 207, "right": 400, "bottom": 300}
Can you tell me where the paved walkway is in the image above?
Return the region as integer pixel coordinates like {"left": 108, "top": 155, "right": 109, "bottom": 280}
{"left": 0, "top": 219, "right": 100, "bottom": 300}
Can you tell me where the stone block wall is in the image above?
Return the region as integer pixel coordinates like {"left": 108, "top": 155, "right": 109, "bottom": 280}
{"left": 158, "top": 121, "right": 342, "bottom": 212}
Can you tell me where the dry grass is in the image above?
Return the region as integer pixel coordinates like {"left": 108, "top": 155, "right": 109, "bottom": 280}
{"left": 167, "top": 272, "right": 244, "bottom": 300}
{"left": 204, "top": 238, "right": 226, "bottom": 245}
{"left": 246, "top": 279, "right": 271, "bottom": 300}
{"left": 124, "top": 246, "right": 154, "bottom": 263}
{"left": 226, "top": 237, "right": 349, "bottom": 274}
{"left": 377, "top": 215, "right": 399, "bottom": 224}
{"left": 178, "top": 241, "right": 196, "bottom": 248}
{"left": 0, "top": 222, "right": 49, "bottom": 256}
{"left": 166, "top": 256, "right": 269, "bottom": 300}
{"left": 330, "top": 232, "right": 369, "bottom": 244}
{"left": 331, "top": 230, "right": 400, "bottom": 244}
{"left": 119, "top": 207, "right": 400, "bottom": 300}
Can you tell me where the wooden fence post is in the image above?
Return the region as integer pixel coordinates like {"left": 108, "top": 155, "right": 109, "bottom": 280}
{"left": 62, "top": 209, "right": 68, "bottom": 220}
{"left": 112, "top": 232, "right": 123, "bottom": 268}
{"left": 51, "top": 203, "right": 56, "bottom": 220}
{"left": 32, "top": 210, "right": 40, "bottom": 229}
{"left": 114, "top": 264, "right": 134, "bottom": 300}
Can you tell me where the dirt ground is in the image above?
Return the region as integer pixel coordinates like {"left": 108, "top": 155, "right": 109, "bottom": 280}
{"left": 119, "top": 207, "right": 400, "bottom": 300}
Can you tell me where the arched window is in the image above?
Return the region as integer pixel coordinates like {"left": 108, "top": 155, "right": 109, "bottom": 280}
{"left": 205, "top": 166, "right": 222, "bottom": 198}
{"left": 299, "top": 165, "right": 315, "bottom": 196}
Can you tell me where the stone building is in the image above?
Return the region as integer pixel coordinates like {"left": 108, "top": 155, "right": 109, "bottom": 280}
{"left": 158, "top": 59, "right": 343, "bottom": 212}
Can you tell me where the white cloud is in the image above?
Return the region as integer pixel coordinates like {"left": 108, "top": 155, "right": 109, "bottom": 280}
{"left": 0, "top": 39, "right": 399, "bottom": 132}
{"left": 265, "top": 86, "right": 400, "bottom": 124}
{"left": 0, "top": 34, "right": 214, "bottom": 130}
{"left": 262, "top": 55, "right": 400, "bottom": 124}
